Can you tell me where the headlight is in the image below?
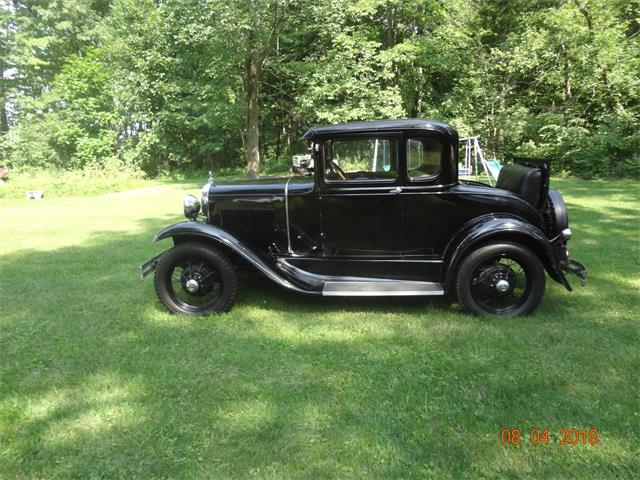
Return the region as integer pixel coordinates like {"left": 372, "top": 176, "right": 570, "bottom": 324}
{"left": 183, "top": 194, "right": 201, "bottom": 220}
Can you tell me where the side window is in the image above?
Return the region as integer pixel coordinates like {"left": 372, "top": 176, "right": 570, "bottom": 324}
{"left": 323, "top": 137, "right": 397, "bottom": 181}
{"left": 407, "top": 137, "right": 442, "bottom": 180}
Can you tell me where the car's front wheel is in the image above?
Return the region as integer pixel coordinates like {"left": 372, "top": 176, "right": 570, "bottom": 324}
{"left": 154, "top": 242, "right": 237, "bottom": 315}
{"left": 455, "top": 242, "right": 545, "bottom": 316}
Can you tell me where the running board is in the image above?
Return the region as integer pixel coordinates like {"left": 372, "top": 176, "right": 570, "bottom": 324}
{"left": 322, "top": 280, "right": 444, "bottom": 297}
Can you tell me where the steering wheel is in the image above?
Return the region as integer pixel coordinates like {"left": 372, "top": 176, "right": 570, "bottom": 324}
{"left": 330, "top": 160, "right": 347, "bottom": 180}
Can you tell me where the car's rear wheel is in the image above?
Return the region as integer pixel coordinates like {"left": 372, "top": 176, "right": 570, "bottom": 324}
{"left": 455, "top": 242, "right": 545, "bottom": 316}
{"left": 154, "top": 242, "right": 237, "bottom": 315}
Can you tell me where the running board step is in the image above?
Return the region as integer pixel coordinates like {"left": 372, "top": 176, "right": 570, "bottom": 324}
{"left": 322, "top": 281, "right": 444, "bottom": 297}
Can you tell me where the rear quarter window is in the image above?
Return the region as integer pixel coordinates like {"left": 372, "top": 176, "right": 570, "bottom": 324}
{"left": 407, "top": 137, "right": 442, "bottom": 180}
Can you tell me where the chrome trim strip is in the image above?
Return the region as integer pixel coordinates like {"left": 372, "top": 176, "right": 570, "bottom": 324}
{"left": 324, "top": 290, "right": 443, "bottom": 297}
{"left": 284, "top": 177, "right": 293, "bottom": 254}
{"left": 323, "top": 281, "right": 444, "bottom": 296}
{"left": 280, "top": 256, "right": 443, "bottom": 263}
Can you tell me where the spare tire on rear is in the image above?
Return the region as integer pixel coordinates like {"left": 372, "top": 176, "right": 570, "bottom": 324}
{"left": 546, "top": 188, "right": 568, "bottom": 236}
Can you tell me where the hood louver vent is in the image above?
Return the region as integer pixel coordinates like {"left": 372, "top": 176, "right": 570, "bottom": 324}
{"left": 220, "top": 207, "right": 275, "bottom": 241}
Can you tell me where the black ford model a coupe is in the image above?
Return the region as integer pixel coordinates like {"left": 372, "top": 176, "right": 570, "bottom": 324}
{"left": 140, "top": 119, "right": 586, "bottom": 316}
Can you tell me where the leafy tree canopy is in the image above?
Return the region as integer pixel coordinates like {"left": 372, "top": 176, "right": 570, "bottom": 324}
{"left": 1, "top": 0, "right": 638, "bottom": 178}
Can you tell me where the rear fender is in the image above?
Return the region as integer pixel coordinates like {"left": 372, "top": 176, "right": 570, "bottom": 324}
{"left": 153, "top": 221, "right": 314, "bottom": 294}
{"left": 443, "top": 215, "right": 566, "bottom": 291}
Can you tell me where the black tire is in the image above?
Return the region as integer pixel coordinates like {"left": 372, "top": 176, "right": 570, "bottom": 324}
{"left": 154, "top": 242, "right": 237, "bottom": 315}
{"left": 455, "top": 242, "right": 545, "bottom": 316}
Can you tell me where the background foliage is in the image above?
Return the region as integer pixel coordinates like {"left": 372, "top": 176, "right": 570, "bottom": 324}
{"left": 0, "top": 0, "right": 638, "bottom": 178}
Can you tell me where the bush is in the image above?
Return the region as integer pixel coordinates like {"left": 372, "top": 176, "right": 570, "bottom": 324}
{"left": 0, "top": 160, "right": 147, "bottom": 199}
{"left": 0, "top": 134, "right": 13, "bottom": 168}
{"left": 515, "top": 113, "right": 640, "bottom": 179}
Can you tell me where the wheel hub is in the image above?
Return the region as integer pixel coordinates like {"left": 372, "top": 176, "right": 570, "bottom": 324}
{"left": 476, "top": 264, "right": 517, "bottom": 296}
{"left": 179, "top": 264, "right": 217, "bottom": 297}
{"left": 495, "top": 279, "right": 510, "bottom": 293}
{"left": 468, "top": 253, "right": 534, "bottom": 315}
{"left": 185, "top": 278, "right": 200, "bottom": 293}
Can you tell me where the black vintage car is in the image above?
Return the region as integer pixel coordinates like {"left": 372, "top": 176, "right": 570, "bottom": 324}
{"left": 140, "top": 119, "right": 586, "bottom": 316}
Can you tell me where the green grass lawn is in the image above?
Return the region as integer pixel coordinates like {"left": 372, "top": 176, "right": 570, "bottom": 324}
{"left": 1, "top": 178, "right": 638, "bottom": 478}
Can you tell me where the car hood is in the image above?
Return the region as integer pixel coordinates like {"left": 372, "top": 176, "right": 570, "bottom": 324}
{"left": 210, "top": 175, "right": 313, "bottom": 196}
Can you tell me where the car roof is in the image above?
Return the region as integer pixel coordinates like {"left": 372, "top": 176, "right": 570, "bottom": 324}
{"left": 301, "top": 119, "right": 458, "bottom": 140}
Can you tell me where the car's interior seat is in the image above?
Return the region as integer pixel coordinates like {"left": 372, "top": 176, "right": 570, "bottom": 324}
{"left": 495, "top": 163, "right": 542, "bottom": 207}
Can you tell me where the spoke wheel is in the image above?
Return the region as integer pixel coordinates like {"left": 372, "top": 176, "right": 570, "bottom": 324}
{"left": 456, "top": 242, "right": 545, "bottom": 316}
{"left": 154, "top": 243, "right": 237, "bottom": 315}
{"left": 470, "top": 256, "right": 530, "bottom": 313}
{"left": 170, "top": 259, "right": 222, "bottom": 311}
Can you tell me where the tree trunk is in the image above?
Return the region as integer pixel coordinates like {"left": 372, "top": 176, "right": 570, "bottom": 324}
{"left": 560, "top": 42, "right": 571, "bottom": 114}
{"left": 245, "top": 54, "right": 262, "bottom": 179}
{"left": 0, "top": 94, "right": 8, "bottom": 134}
{"left": 497, "top": 83, "right": 506, "bottom": 152}
{"left": 0, "top": 66, "right": 8, "bottom": 133}
{"left": 573, "top": 0, "right": 594, "bottom": 39}
{"left": 275, "top": 122, "right": 282, "bottom": 161}
{"left": 412, "top": 66, "right": 423, "bottom": 117}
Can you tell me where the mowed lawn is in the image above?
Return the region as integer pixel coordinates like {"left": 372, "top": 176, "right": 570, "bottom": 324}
{"left": 0, "top": 177, "right": 638, "bottom": 479}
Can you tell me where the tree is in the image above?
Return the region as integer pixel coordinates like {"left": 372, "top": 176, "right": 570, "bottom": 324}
{"left": 213, "top": 0, "right": 303, "bottom": 178}
{"left": 0, "top": 0, "right": 16, "bottom": 134}
{"left": 2, "top": 0, "right": 639, "bottom": 178}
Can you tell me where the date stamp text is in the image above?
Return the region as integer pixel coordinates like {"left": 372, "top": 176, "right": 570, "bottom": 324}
{"left": 500, "top": 428, "right": 600, "bottom": 446}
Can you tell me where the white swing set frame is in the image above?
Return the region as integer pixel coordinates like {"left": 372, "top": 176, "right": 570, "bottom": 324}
{"left": 459, "top": 136, "right": 500, "bottom": 186}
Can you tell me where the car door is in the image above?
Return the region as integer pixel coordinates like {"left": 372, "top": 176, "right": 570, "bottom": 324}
{"left": 401, "top": 133, "right": 462, "bottom": 258}
{"left": 317, "top": 134, "right": 403, "bottom": 257}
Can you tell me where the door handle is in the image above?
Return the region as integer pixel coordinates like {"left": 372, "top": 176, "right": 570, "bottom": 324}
{"left": 390, "top": 186, "right": 402, "bottom": 194}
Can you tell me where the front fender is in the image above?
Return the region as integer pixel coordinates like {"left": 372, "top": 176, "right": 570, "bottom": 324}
{"left": 442, "top": 215, "right": 567, "bottom": 291}
{"left": 153, "top": 221, "right": 314, "bottom": 294}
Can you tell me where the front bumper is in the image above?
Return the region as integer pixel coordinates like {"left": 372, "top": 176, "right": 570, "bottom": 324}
{"left": 139, "top": 251, "right": 167, "bottom": 280}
